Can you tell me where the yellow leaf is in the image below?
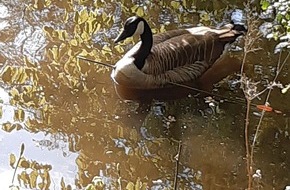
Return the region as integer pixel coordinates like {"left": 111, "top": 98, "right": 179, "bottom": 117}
{"left": 94, "top": 23, "right": 101, "bottom": 33}
{"left": 81, "top": 31, "right": 90, "bottom": 41}
{"left": 1, "top": 66, "right": 13, "bottom": 83}
{"left": 63, "top": 9, "right": 69, "bottom": 23}
{"left": 42, "top": 26, "right": 54, "bottom": 40}
{"left": 24, "top": 56, "right": 37, "bottom": 67}
{"left": 29, "top": 170, "right": 38, "bottom": 188}
{"left": 126, "top": 182, "right": 135, "bottom": 190}
{"left": 101, "top": 45, "right": 112, "bottom": 56}
{"left": 17, "top": 71, "right": 28, "bottom": 84}
{"left": 2, "top": 122, "right": 15, "bottom": 132}
{"left": 14, "top": 109, "right": 25, "bottom": 122}
{"left": 70, "top": 39, "right": 78, "bottom": 46}
{"left": 115, "top": 45, "right": 124, "bottom": 54}
{"left": 89, "top": 49, "right": 98, "bottom": 56}
{"left": 11, "top": 67, "right": 20, "bottom": 83}
{"left": 10, "top": 87, "right": 20, "bottom": 97}
{"left": 19, "top": 158, "right": 30, "bottom": 168}
{"left": 19, "top": 171, "right": 30, "bottom": 185}
{"left": 10, "top": 154, "right": 16, "bottom": 168}
{"left": 160, "top": 25, "right": 166, "bottom": 33}
{"left": 136, "top": 7, "right": 144, "bottom": 17}
{"left": 74, "top": 11, "right": 79, "bottom": 24}
{"left": 57, "top": 30, "right": 66, "bottom": 41}
{"left": 43, "top": 169, "right": 51, "bottom": 187}
{"left": 135, "top": 178, "right": 141, "bottom": 190}
{"left": 13, "top": 123, "right": 23, "bottom": 130}
{"left": 131, "top": 5, "right": 138, "bottom": 12}
{"left": 78, "top": 9, "right": 89, "bottom": 24}
{"left": 171, "top": 1, "right": 180, "bottom": 9}
{"left": 45, "top": 0, "right": 51, "bottom": 7}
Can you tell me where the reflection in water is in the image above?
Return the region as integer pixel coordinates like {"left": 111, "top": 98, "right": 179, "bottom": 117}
{"left": 0, "top": 0, "right": 289, "bottom": 190}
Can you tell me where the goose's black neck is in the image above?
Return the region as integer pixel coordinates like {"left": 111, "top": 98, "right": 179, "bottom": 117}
{"left": 133, "top": 21, "right": 153, "bottom": 70}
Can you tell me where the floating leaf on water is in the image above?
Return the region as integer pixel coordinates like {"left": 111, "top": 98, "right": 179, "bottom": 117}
{"left": 43, "top": 169, "right": 51, "bottom": 188}
{"left": 70, "top": 39, "right": 78, "bottom": 46}
{"left": 94, "top": 23, "right": 101, "bottom": 33}
{"left": 160, "top": 25, "right": 166, "bottom": 33}
{"left": 29, "top": 169, "right": 38, "bottom": 188}
{"left": 78, "top": 9, "right": 89, "bottom": 24}
{"left": 49, "top": 47, "right": 59, "bottom": 61}
{"left": 115, "top": 45, "right": 124, "bottom": 54}
{"left": 12, "top": 123, "right": 23, "bottom": 131}
{"left": 101, "top": 45, "right": 112, "bottom": 56}
{"left": 126, "top": 182, "right": 135, "bottom": 190}
{"left": 24, "top": 56, "right": 36, "bottom": 68}
{"left": 63, "top": 8, "right": 69, "bottom": 23}
{"left": 171, "top": 1, "right": 180, "bottom": 9}
{"left": 18, "top": 171, "right": 30, "bottom": 185}
{"left": 19, "top": 158, "right": 30, "bottom": 169}
{"left": 81, "top": 31, "right": 90, "bottom": 41}
{"left": 136, "top": 7, "right": 144, "bottom": 17}
{"left": 14, "top": 109, "right": 25, "bottom": 122}
{"left": 17, "top": 70, "right": 28, "bottom": 84}
{"left": 261, "top": 0, "right": 270, "bottom": 10}
{"left": 2, "top": 122, "right": 15, "bottom": 132}
{"left": 10, "top": 67, "right": 21, "bottom": 84}
{"left": 10, "top": 153, "right": 16, "bottom": 168}
{"left": 256, "top": 105, "right": 273, "bottom": 112}
{"left": 38, "top": 182, "right": 44, "bottom": 189}
{"left": 57, "top": 30, "right": 66, "bottom": 41}
{"left": 43, "top": 26, "right": 54, "bottom": 40}
{"left": 135, "top": 177, "right": 141, "bottom": 190}
{"left": 1, "top": 66, "right": 13, "bottom": 83}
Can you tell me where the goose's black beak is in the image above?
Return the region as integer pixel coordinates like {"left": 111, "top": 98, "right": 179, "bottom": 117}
{"left": 114, "top": 30, "right": 129, "bottom": 43}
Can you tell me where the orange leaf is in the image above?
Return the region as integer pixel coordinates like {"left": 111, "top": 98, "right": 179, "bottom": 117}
{"left": 256, "top": 105, "right": 273, "bottom": 112}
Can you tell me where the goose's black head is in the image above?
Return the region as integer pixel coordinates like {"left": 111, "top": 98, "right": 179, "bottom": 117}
{"left": 114, "top": 16, "right": 145, "bottom": 43}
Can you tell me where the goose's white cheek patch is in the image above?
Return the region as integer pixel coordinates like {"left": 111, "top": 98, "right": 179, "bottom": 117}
{"left": 134, "top": 21, "right": 144, "bottom": 36}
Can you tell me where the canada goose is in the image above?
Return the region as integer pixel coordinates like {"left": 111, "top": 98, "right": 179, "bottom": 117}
{"left": 111, "top": 16, "right": 246, "bottom": 101}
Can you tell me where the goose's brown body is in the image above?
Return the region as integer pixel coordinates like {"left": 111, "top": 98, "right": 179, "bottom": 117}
{"left": 111, "top": 17, "right": 245, "bottom": 101}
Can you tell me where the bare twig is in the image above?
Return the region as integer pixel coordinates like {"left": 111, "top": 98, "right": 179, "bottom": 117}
{"left": 245, "top": 99, "right": 252, "bottom": 189}
{"left": 239, "top": 6, "right": 262, "bottom": 190}
{"left": 250, "top": 50, "right": 290, "bottom": 168}
{"left": 241, "top": 3, "right": 290, "bottom": 188}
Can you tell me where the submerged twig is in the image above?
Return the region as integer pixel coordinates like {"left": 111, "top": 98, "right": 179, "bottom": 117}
{"left": 173, "top": 141, "right": 182, "bottom": 190}
{"left": 11, "top": 143, "right": 25, "bottom": 185}
{"left": 77, "top": 56, "right": 115, "bottom": 69}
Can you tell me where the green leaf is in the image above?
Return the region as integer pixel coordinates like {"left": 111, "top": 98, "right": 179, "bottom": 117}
{"left": 261, "top": 0, "right": 270, "bottom": 11}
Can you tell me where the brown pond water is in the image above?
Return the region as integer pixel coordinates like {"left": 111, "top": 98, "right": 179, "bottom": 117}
{"left": 0, "top": 0, "right": 290, "bottom": 189}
